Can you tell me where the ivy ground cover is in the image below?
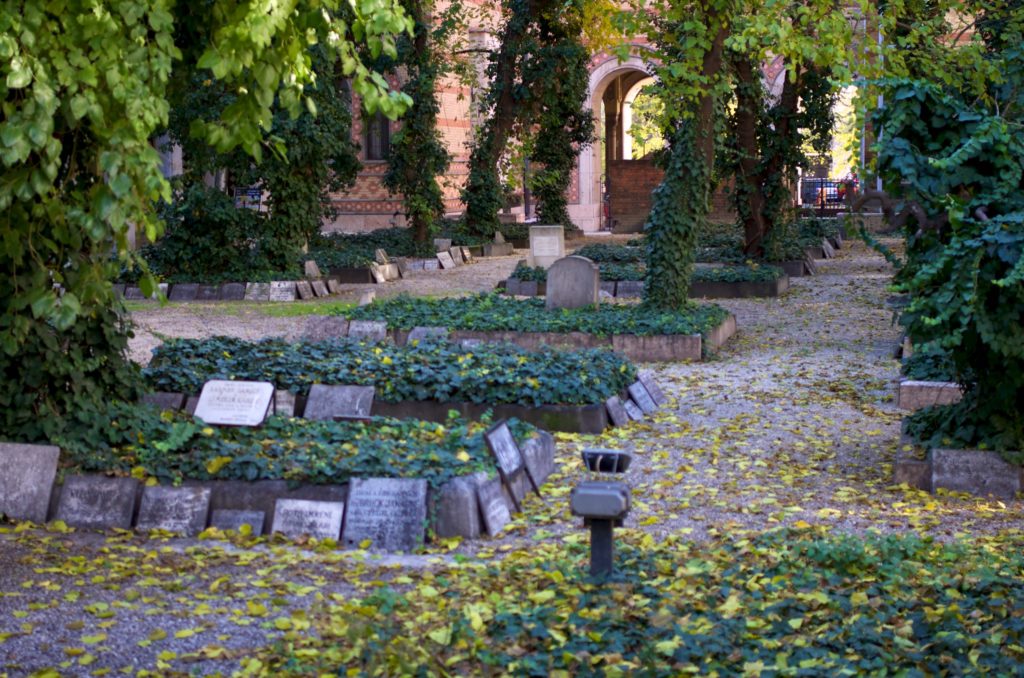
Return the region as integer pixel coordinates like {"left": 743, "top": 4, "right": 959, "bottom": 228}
{"left": 145, "top": 336, "right": 636, "bottom": 407}
{"left": 342, "top": 292, "right": 731, "bottom": 336}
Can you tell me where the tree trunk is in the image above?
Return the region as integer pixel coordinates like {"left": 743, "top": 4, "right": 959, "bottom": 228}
{"left": 731, "top": 57, "right": 768, "bottom": 256}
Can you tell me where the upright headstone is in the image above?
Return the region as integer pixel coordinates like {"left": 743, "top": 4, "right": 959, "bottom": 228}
{"left": 433, "top": 238, "right": 453, "bottom": 253}
{"left": 295, "top": 281, "right": 314, "bottom": 300}
{"left": 193, "top": 380, "right": 275, "bottom": 426}
{"left": 638, "top": 371, "right": 668, "bottom": 407}
{"left": 369, "top": 263, "right": 387, "bottom": 284}
{"left": 244, "top": 282, "right": 271, "bottom": 301}
{"left": 136, "top": 486, "right": 211, "bottom": 536}
{"left": 274, "top": 389, "right": 296, "bottom": 417}
{"left": 169, "top": 284, "right": 199, "bottom": 302}
{"left": 304, "top": 260, "right": 322, "bottom": 279}
{"left": 423, "top": 260, "right": 440, "bottom": 271}
{"left": 623, "top": 399, "right": 644, "bottom": 421}
{"left": 196, "top": 284, "right": 221, "bottom": 301}
{"left": 55, "top": 476, "right": 138, "bottom": 530}
{"left": 437, "top": 251, "right": 456, "bottom": 270}
{"left": 545, "top": 256, "right": 599, "bottom": 310}
{"left": 302, "top": 316, "right": 349, "bottom": 342}
{"left": 494, "top": 231, "right": 506, "bottom": 244}
{"left": 311, "top": 280, "right": 330, "bottom": 297}
{"left": 358, "top": 290, "right": 376, "bottom": 306}
{"left": 628, "top": 381, "right": 658, "bottom": 415}
{"left": 220, "top": 282, "right": 247, "bottom": 301}
{"left": 406, "top": 326, "right": 450, "bottom": 344}
{"left": 527, "top": 224, "right": 565, "bottom": 268}
{"left": 605, "top": 396, "right": 630, "bottom": 427}
{"left": 272, "top": 499, "right": 344, "bottom": 540}
{"left": 461, "top": 246, "right": 474, "bottom": 264}
{"left": 304, "top": 384, "right": 375, "bottom": 421}
{"left": 142, "top": 392, "right": 185, "bottom": 411}
{"left": 374, "top": 249, "right": 389, "bottom": 265}
{"left": 615, "top": 281, "right": 644, "bottom": 298}
{"left": 269, "top": 281, "right": 297, "bottom": 302}
{"left": 476, "top": 478, "right": 512, "bottom": 536}
{"left": 326, "top": 279, "right": 342, "bottom": 295}
{"left": 448, "top": 247, "right": 463, "bottom": 266}
{"left": 210, "top": 509, "right": 265, "bottom": 535}
{"left": 341, "top": 478, "right": 428, "bottom": 551}
{"left": 0, "top": 443, "right": 60, "bottom": 523}
{"left": 348, "top": 320, "right": 388, "bottom": 342}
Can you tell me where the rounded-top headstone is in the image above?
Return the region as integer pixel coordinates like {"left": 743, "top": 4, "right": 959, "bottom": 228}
{"left": 545, "top": 256, "right": 599, "bottom": 310}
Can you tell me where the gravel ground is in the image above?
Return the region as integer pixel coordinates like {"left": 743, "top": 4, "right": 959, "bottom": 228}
{"left": 3, "top": 237, "right": 1019, "bottom": 677}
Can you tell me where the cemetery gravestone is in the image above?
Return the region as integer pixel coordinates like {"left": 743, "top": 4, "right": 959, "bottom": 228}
{"left": 406, "top": 326, "right": 450, "bottom": 344}
{"left": 369, "top": 263, "right": 387, "bottom": 284}
{"left": 142, "top": 392, "right": 185, "bottom": 411}
{"left": 437, "top": 251, "right": 456, "bottom": 270}
{"left": 244, "top": 282, "right": 271, "bottom": 301}
{"left": 136, "top": 486, "right": 211, "bottom": 536}
{"left": 347, "top": 320, "right": 388, "bottom": 342}
{"left": 326, "top": 279, "right": 342, "bottom": 295}
{"left": 295, "top": 281, "right": 314, "bottom": 300}
{"left": 616, "top": 281, "right": 644, "bottom": 298}
{"left": 528, "top": 224, "right": 565, "bottom": 268}
{"left": 448, "top": 247, "right": 463, "bottom": 266}
{"left": 304, "top": 260, "right": 322, "bottom": 279}
{"left": 638, "top": 371, "right": 668, "bottom": 407}
{"left": 0, "top": 443, "right": 60, "bottom": 523}
{"left": 124, "top": 286, "right": 145, "bottom": 300}
{"left": 304, "top": 385, "right": 375, "bottom": 421}
{"left": 311, "top": 280, "right": 330, "bottom": 297}
{"left": 461, "top": 246, "right": 474, "bottom": 263}
{"left": 434, "top": 238, "right": 453, "bottom": 253}
{"left": 423, "top": 260, "right": 440, "bottom": 271}
{"left": 272, "top": 499, "right": 344, "bottom": 540}
{"left": 55, "top": 476, "right": 138, "bottom": 530}
{"left": 196, "top": 284, "right": 221, "bottom": 301}
{"left": 375, "top": 249, "right": 389, "bottom": 265}
{"left": 342, "top": 478, "right": 428, "bottom": 551}
{"left": 274, "top": 390, "right": 296, "bottom": 417}
{"left": 269, "top": 281, "right": 297, "bottom": 302}
{"left": 494, "top": 231, "right": 506, "bottom": 244}
{"left": 358, "top": 290, "right": 376, "bottom": 306}
{"left": 169, "top": 283, "right": 199, "bottom": 302}
{"left": 628, "top": 382, "right": 659, "bottom": 415}
{"left": 210, "top": 509, "right": 265, "bottom": 535}
{"left": 484, "top": 421, "right": 524, "bottom": 478}
{"left": 302, "top": 316, "right": 349, "bottom": 342}
{"left": 546, "top": 256, "right": 599, "bottom": 310}
{"left": 394, "top": 257, "right": 409, "bottom": 276}
{"left": 194, "top": 380, "right": 275, "bottom": 426}
{"left": 476, "top": 478, "right": 512, "bottom": 537}
{"left": 605, "top": 396, "right": 630, "bottom": 427}
{"left": 220, "top": 282, "right": 247, "bottom": 301}
{"left": 624, "top": 399, "right": 644, "bottom": 421}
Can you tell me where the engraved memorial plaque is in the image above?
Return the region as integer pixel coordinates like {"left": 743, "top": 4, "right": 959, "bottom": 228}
{"left": 304, "top": 384, "right": 375, "bottom": 421}
{"left": 638, "top": 371, "right": 668, "bottom": 407}
{"left": 370, "top": 263, "right": 387, "bottom": 283}
{"left": 406, "top": 326, "right": 450, "bottom": 344}
{"left": 210, "top": 509, "right": 265, "bottom": 535}
{"left": 244, "top": 282, "right": 271, "bottom": 301}
{"left": 194, "top": 380, "right": 275, "bottom": 426}
{"left": 136, "top": 486, "right": 211, "bottom": 536}
{"left": 55, "top": 476, "right": 138, "bottom": 530}
{"left": 347, "top": 320, "right": 388, "bottom": 342}
{"left": 484, "top": 421, "right": 523, "bottom": 478}
{"left": 326, "top": 279, "right": 342, "bottom": 295}
{"left": 0, "top": 443, "right": 60, "bottom": 523}
{"left": 342, "top": 478, "right": 428, "bottom": 551}
{"left": 311, "top": 280, "right": 329, "bottom": 297}
{"left": 528, "top": 224, "right": 565, "bottom": 268}
{"left": 437, "top": 251, "right": 456, "bottom": 270}
{"left": 628, "top": 381, "right": 658, "bottom": 415}
{"left": 476, "top": 478, "right": 511, "bottom": 537}
{"left": 272, "top": 499, "right": 344, "bottom": 540}
{"left": 295, "top": 281, "right": 314, "bottom": 300}
{"left": 605, "top": 396, "right": 630, "bottom": 427}
{"left": 624, "top": 399, "right": 644, "bottom": 421}
{"left": 269, "top": 281, "right": 296, "bottom": 302}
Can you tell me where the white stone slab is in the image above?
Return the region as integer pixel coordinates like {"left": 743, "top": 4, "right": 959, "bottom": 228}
{"left": 194, "top": 380, "right": 274, "bottom": 426}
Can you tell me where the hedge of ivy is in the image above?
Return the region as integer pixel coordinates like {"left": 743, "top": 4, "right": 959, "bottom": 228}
{"left": 511, "top": 262, "right": 783, "bottom": 284}
{"left": 145, "top": 336, "right": 636, "bottom": 407}
{"left": 342, "top": 293, "right": 731, "bottom": 338}
{"left": 901, "top": 346, "right": 961, "bottom": 382}
{"left": 57, "top": 404, "right": 531, "bottom": 489}
{"left": 306, "top": 228, "right": 436, "bottom": 271}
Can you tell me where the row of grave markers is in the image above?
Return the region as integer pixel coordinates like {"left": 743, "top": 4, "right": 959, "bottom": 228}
{"left": 605, "top": 371, "right": 668, "bottom": 426}
{"left": 367, "top": 245, "right": 477, "bottom": 284}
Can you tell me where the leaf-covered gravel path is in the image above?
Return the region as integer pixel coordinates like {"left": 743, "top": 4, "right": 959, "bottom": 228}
{"left": 3, "top": 239, "right": 1022, "bottom": 676}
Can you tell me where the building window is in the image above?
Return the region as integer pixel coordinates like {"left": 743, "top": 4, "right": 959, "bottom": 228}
{"left": 364, "top": 111, "right": 390, "bottom": 161}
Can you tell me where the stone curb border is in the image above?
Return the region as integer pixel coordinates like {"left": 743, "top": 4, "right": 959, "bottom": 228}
{"left": 505, "top": 277, "right": 789, "bottom": 299}
{"left": 897, "top": 380, "right": 963, "bottom": 411}
{"left": 894, "top": 446, "right": 1022, "bottom": 499}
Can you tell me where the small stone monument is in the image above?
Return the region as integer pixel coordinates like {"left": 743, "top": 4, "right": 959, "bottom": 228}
{"left": 311, "top": 280, "right": 330, "bottom": 297}
{"left": 0, "top": 443, "right": 60, "bottom": 523}
{"left": 55, "top": 476, "right": 138, "bottom": 530}
{"left": 406, "top": 326, "right": 450, "bottom": 344}
{"left": 374, "top": 249, "right": 389, "bottom": 265}
{"left": 342, "top": 478, "right": 428, "bottom": 551}
{"left": 605, "top": 396, "right": 630, "bottom": 427}
{"left": 448, "top": 247, "right": 463, "bottom": 266}
{"left": 244, "top": 282, "right": 271, "bottom": 301}
{"left": 302, "top": 316, "right": 349, "bottom": 342}
{"left": 546, "top": 256, "right": 599, "bottom": 310}
{"left": 193, "top": 380, "right": 275, "bottom": 426}
{"left": 627, "top": 381, "right": 659, "bottom": 415}
{"left": 527, "top": 224, "right": 565, "bottom": 268}
{"left": 433, "top": 238, "right": 453, "bottom": 253}
{"left": 358, "top": 290, "right": 376, "bottom": 306}
{"left": 623, "top": 399, "right": 644, "bottom": 420}
{"left": 304, "top": 384, "right": 375, "bottom": 420}
{"left": 304, "top": 260, "right": 322, "bottom": 279}
{"left": 295, "top": 281, "right": 314, "bottom": 300}
{"left": 136, "top": 485, "right": 211, "bottom": 536}
{"left": 210, "top": 509, "right": 265, "bottom": 535}
{"left": 437, "top": 251, "right": 456, "bottom": 270}
{"left": 269, "top": 281, "right": 297, "bottom": 302}
{"left": 476, "top": 478, "right": 512, "bottom": 536}
{"left": 272, "top": 499, "right": 344, "bottom": 540}
{"left": 347, "top": 320, "right": 388, "bottom": 342}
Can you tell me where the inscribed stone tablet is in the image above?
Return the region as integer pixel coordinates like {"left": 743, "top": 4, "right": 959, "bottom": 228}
{"left": 375, "top": 248, "right": 389, "bottom": 265}
{"left": 196, "top": 284, "right": 221, "bottom": 301}
{"left": 380, "top": 263, "right": 400, "bottom": 280}
{"left": 311, "top": 280, "right": 330, "bottom": 297}
{"left": 194, "top": 380, "right": 275, "bottom": 426}
{"left": 485, "top": 421, "right": 523, "bottom": 477}
{"left": 0, "top": 443, "right": 60, "bottom": 523}
{"left": 616, "top": 281, "right": 644, "bottom": 298}
{"left": 269, "top": 281, "right": 297, "bottom": 302}
{"left": 638, "top": 371, "right": 668, "bottom": 407}
{"left": 142, "top": 392, "right": 185, "bottom": 411}
{"left": 348, "top": 320, "right": 388, "bottom": 342}
{"left": 628, "top": 382, "right": 658, "bottom": 415}
{"left": 624, "top": 399, "right": 644, "bottom": 421}
{"left": 358, "top": 290, "right": 376, "bottom": 306}
{"left": 546, "top": 256, "right": 599, "bottom": 310}
{"left": 168, "top": 283, "right": 198, "bottom": 301}
{"left": 326, "top": 279, "right": 342, "bottom": 295}
{"left": 423, "top": 260, "right": 440, "bottom": 271}
{"left": 220, "top": 283, "right": 247, "bottom": 300}
{"left": 437, "top": 251, "right": 456, "bottom": 270}
{"left": 304, "top": 384, "right": 375, "bottom": 420}
{"left": 274, "top": 390, "right": 296, "bottom": 417}
{"left": 272, "top": 499, "right": 344, "bottom": 540}
{"left": 407, "top": 259, "right": 425, "bottom": 271}
{"left": 304, "top": 260, "right": 322, "bottom": 279}
{"left": 55, "top": 476, "right": 138, "bottom": 530}
{"left": 407, "top": 326, "right": 450, "bottom": 344}
{"left": 342, "top": 478, "right": 428, "bottom": 551}
{"left": 369, "top": 263, "right": 386, "bottom": 283}
{"left": 295, "top": 281, "right": 314, "bottom": 300}
{"left": 302, "top": 316, "right": 349, "bottom": 342}
{"left": 461, "top": 246, "right": 474, "bottom": 264}
{"left": 605, "top": 396, "right": 630, "bottom": 427}
{"left": 932, "top": 449, "right": 1020, "bottom": 499}
{"left": 244, "top": 282, "right": 271, "bottom": 301}
{"left": 433, "top": 238, "right": 452, "bottom": 253}
{"left": 136, "top": 485, "right": 211, "bottom": 536}
{"left": 210, "top": 509, "right": 265, "bottom": 535}
{"left": 476, "top": 478, "right": 511, "bottom": 537}
{"left": 448, "top": 248, "right": 463, "bottom": 266}
{"left": 528, "top": 224, "right": 565, "bottom": 268}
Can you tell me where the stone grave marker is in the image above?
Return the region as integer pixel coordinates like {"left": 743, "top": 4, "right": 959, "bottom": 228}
{"left": 326, "top": 279, "right": 342, "bottom": 295}
{"left": 311, "top": 280, "right": 330, "bottom": 297}
{"left": 448, "top": 247, "right": 463, "bottom": 266}
{"left": 274, "top": 390, "right": 296, "bottom": 417}
{"left": 821, "top": 238, "right": 836, "bottom": 259}
{"left": 528, "top": 224, "right": 565, "bottom": 268}
{"left": 407, "top": 259, "right": 426, "bottom": 271}
{"left": 194, "top": 380, "right": 275, "bottom": 426}
{"left": 342, "top": 478, "right": 428, "bottom": 551}
{"left": 304, "top": 385, "right": 375, "bottom": 421}
{"left": 616, "top": 281, "right": 644, "bottom": 298}
{"left": 623, "top": 399, "right": 644, "bottom": 421}
{"left": 546, "top": 256, "right": 599, "bottom": 310}
{"left": 433, "top": 238, "right": 452, "bottom": 253}
{"left": 272, "top": 498, "right": 344, "bottom": 540}
{"left": 184, "top": 395, "right": 199, "bottom": 416}
{"left": 196, "top": 284, "right": 221, "bottom": 301}
{"left": 374, "top": 249, "right": 390, "bottom": 265}
{"left": 358, "top": 290, "right": 376, "bottom": 306}
{"left": 304, "top": 260, "right": 322, "bottom": 279}
{"left": 494, "top": 231, "right": 506, "bottom": 244}
{"left": 437, "top": 251, "right": 456, "bottom": 270}
{"left": 476, "top": 477, "right": 511, "bottom": 537}
{"left": 380, "top": 263, "right": 400, "bottom": 280}
{"left": 269, "top": 281, "right": 297, "bottom": 302}
{"left": 136, "top": 485, "right": 211, "bottom": 536}
{"left": 932, "top": 449, "right": 1020, "bottom": 498}
{"left": 628, "top": 381, "right": 658, "bottom": 415}
{"left": 302, "top": 316, "right": 349, "bottom": 342}
{"left": 406, "top": 326, "right": 449, "bottom": 344}
{"left": 638, "top": 371, "right": 668, "bottom": 407}
{"left": 210, "top": 509, "right": 265, "bottom": 535}
{"left": 124, "top": 286, "right": 145, "bottom": 300}
{"left": 394, "top": 257, "right": 409, "bottom": 276}
{"left": 605, "top": 396, "right": 630, "bottom": 427}
{"left": 220, "top": 282, "right": 247, "bottom": 301}
{"left": 348, "top": 319, "right": 388, "bottom": 342}
{"left": 295, "top": 281, "right": 314, "bottom": 300}
{"left": 55, "top": 476, "right": 138, "bottom": 530}
{"left": 0, "top": 443, "right": 60, "bottom": 523}
{"left": 461, "top": 246, "right": 474, "bottom": 264}
{"left": 484, "top": 421, "right": 540, "bottom": 511}
{"left": 369, "top": 262, "right": 386, "bottom": 284}
{"left": 142, "top": 392, "right": 185, "bottom": 411}
{"left": 244, "top": 282, "right": 271, "bottom": 301}
{"left": 169, "top": 283, "right": 199, "bottom": 302}
{"left": 423, "top": 260, "right": 440, "bottom": 271}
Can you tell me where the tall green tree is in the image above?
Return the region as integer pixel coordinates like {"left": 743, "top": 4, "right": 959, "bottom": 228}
{"left": 0, "top": 1, "right": 411, "bottom": 443}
